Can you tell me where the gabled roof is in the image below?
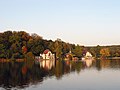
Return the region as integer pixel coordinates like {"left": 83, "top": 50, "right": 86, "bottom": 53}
{"left": 43, "top": 49, "right": 50, "bottom": 54}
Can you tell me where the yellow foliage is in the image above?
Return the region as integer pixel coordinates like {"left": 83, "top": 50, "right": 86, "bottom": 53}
{"left": 100, "top": 48, "right": 110, "bottom": 57}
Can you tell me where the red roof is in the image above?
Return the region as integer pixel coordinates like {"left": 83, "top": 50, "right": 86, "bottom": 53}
{"left": 43, "top": 49, "right": 50, "bottom": 54}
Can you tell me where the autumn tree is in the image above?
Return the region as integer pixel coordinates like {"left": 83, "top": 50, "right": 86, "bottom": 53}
{"left": 100, "top": 48, "right": 110, "bottom": 58}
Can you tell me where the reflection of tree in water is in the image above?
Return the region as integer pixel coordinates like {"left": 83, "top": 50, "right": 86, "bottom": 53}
{"left": 95, "top": 60, "right": 101, "bottom": 71}
{"left": 95, "top": 59, "right": 120, "bottom": 71}
{"left": 1, "top": 59, "right": 120, "bottom": 89}
{"left": 0, "top": 60, "right": 84, "bottom": 89}
{"left": 110, "top": 60, "right": 120, "bottom": 69}
{"left": 55, "top": 60, "right": 83, "bottom": 79}
{"left": 0, "top": 61, "right": 48, "bottom": 89}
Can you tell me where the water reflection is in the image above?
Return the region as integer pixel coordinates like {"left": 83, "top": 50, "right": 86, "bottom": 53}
{"left": 0, "top": 59, "right": 120, "bottom": 89}
{"left": 82, "top": 59, "right": 93, "bottom": 67}
{"left": 96, "top": 59, "right": 120, "bottom": 71}
{"left": 40, "top": 59, "right": 55, "bottom": 70}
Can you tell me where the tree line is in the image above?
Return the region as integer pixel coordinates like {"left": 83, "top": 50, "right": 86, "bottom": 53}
{"left": 0, "top": 31, "right": 84, "bottom": 59}
{"left": 0, "top": 31, "right": 120, "bottom": 59}
{"left": 87, "top": 45, "right": 120, "bottom": 59}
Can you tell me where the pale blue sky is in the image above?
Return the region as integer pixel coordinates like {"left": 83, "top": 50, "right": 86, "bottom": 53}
{"left": 0, "top": 0, "right": 120, "bottom": 46}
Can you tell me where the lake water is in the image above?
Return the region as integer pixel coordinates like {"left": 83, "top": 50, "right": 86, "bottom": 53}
{"left": 0, "top": 59, "right": 120, "bottom": 90}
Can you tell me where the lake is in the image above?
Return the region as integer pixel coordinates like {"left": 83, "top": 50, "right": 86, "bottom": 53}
{"left": 0, "top": 59, "right": 120, "bottom": 90}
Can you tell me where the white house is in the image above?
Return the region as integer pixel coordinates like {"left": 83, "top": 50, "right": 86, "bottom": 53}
{"left": 82, "top": 51, "right": 93, "bottom": 60}
{"left": 85, "top": 52, "right": 92, "bottom": 57}
{"left": 40, "top": 49, "right": 55, "bottom": 60}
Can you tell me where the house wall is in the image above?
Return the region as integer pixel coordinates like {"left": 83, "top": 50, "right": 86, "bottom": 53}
{"left": 40, "top": 51, "right": 55, "bottom": 60}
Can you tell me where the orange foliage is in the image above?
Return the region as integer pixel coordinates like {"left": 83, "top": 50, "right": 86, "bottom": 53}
{"left": 22, "top": 46, "right": 27, "bottom": 54}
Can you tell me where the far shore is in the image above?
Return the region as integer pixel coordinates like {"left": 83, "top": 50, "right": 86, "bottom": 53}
{"left": 96, "top": 57, "right": 120, "bottom": 60}
{"left": 1, "top": 57, "right": 120, "bottom": 63}
{"left": 108, "top": 57, "right": 120, "bottom": 59}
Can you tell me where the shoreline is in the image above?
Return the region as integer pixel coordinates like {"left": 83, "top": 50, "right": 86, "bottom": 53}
{"left": 0, "top": 59, "right": 25, "bottom": 63}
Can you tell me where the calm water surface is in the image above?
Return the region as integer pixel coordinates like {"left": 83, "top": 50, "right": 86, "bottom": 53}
{"left": 0, "top": 59, "right": 120, "bottom": 90}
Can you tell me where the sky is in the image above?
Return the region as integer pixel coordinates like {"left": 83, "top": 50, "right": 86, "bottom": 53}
{"left": 0, "top": 0, "right": 120, "bottom": 46}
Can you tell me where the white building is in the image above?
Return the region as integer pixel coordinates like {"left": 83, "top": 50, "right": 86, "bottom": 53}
{"left": 40, "top": 49, "right": 55, "bottom": 60}
{"left": 82, "top": 51, "right": 93, "bottom": 60}
{"left": 85, "top": 52, "right": 92, "bottom": 57}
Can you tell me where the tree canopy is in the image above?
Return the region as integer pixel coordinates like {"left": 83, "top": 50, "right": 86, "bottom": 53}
{"left": 0, "top": 31, "right": 120, "bottom": 59}
{"left": 0, "top": 31, "right": 84, "bottom": 59}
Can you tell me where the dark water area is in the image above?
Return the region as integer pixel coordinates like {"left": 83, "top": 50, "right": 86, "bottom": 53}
{"left": 0, "top": 59, "right": 120, "bottom": 90}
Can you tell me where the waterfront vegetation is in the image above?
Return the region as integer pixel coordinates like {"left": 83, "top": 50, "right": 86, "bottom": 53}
{"left": 0, "top": 31, "right": 120, "bottom": 61}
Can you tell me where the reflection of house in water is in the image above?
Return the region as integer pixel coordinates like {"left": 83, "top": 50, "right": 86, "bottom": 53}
{"left": 39, "top": 49, "right": 55, "bottom": 70}
{"left": 40, "top": 49, "right": 55, "bottom": 60}
{"left": 81, "top": 51, "right": 94, "bottom": 67}
{"left": 84, "top": 59, "right": 93, "bottom": 67}
{"left": 40, "top": 60, "right": 55, "bottom": 70}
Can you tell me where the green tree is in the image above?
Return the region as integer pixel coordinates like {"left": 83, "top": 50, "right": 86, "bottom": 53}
{"left": 72, "top": 44, "right": 83, "bottom": 58}
{"left": 54, "top": 39, "right": 63, "bottom": 59}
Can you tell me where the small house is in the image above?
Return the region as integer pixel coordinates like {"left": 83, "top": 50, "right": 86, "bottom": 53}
{"left": 40, "top": 49, "right": 55, "bottom": 60}
{"left": 82, "top": 51, "right": 93, "bottom": 60}
{"left": 85, "top": 52, "right": 92, "bottom": 57}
